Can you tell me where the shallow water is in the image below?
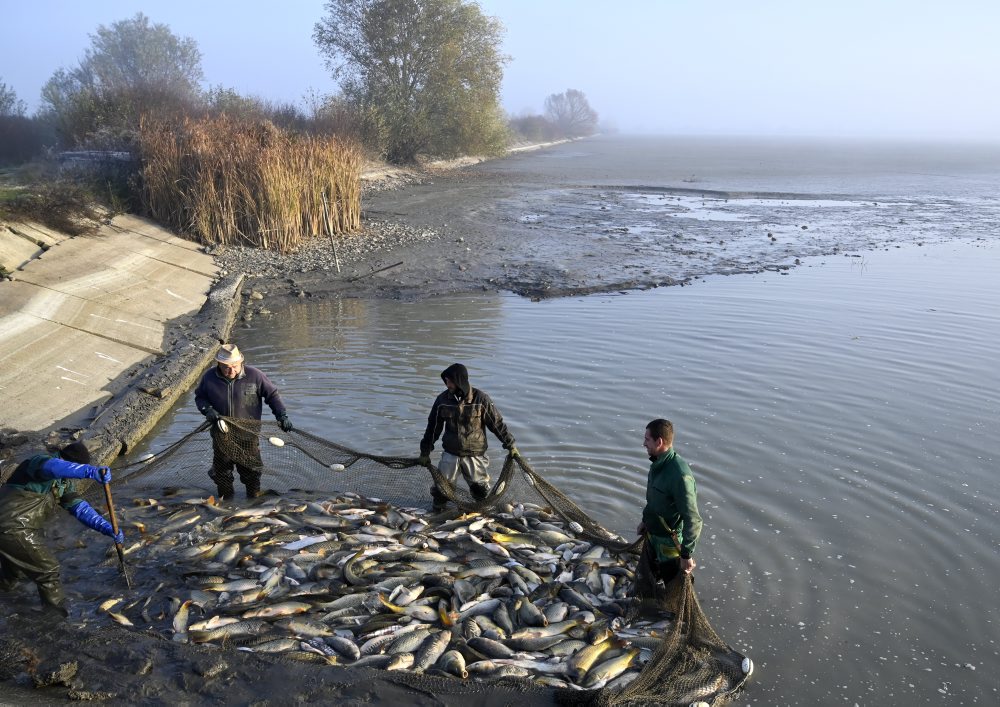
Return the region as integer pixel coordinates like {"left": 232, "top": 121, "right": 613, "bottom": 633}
{"left": 136, "top": 237, "right": 1000, "bottom": 705}
{"left": 134, "top": 136, "right": 1000, "bottom": 703}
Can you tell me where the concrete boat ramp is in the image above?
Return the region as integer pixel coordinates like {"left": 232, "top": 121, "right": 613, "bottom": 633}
{"left": 0, "top": 214, "right": 219, "bottom": 439}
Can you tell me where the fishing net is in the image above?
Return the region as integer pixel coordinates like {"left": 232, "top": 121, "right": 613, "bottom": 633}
{"left": 89, "top": 417, "right": 752, "bottom": 705}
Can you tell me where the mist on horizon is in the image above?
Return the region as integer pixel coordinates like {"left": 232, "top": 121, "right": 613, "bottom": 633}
{"left": 2, "top": 0, "right": 999, "bottom": 145}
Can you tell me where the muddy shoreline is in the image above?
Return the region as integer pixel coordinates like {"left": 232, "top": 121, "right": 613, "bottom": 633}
{"left": 219, "top": 166, "right": 699, "bottom": 307}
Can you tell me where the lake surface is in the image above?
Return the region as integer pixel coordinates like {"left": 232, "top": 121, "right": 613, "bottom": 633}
{"left": 135, "top": 137, "right": 1000, "bottom": 705}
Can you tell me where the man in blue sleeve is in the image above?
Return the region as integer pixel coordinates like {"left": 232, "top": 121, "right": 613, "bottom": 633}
{"left": 636, "top": 418, "right": 703, "bottom": 588}
{"left": 0, "top": 441, "right": 123, "bottom": 617}
{"left": 194, "top": 343, "right": 292, "bottom": 500}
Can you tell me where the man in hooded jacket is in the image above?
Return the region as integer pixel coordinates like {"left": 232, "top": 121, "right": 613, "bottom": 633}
{"left": 0, "top": 441, "right": 123, "bottom": 616}
{"left": 418, "top": 363, "right": 519, "bottom": 509}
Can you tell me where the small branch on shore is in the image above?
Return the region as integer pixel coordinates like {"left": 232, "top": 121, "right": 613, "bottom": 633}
{"left": 348, "top": 261, "right": 404, "bottom": 282}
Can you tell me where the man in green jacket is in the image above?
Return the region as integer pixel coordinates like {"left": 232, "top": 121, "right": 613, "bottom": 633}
{"left": 636, "top": 418, "right": 703, "bottom": 586}
{"left": 0, "top": 441, "right": 123, "bottom": 617}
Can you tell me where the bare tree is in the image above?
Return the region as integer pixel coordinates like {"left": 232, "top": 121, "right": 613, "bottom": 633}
{"left": 544, "top": 88, "right": 598, "bottom": 138}
{"left": 0, "top": 79, "right": 27, "bottom": 117}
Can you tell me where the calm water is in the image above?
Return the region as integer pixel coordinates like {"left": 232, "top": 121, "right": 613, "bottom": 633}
{"left": 135, "top": 138, "right": 1000, "bottom": 705}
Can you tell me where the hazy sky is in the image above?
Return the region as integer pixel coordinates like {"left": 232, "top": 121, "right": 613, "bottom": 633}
{"left": 3, "top": 0, "right": 999, "bottom": 142}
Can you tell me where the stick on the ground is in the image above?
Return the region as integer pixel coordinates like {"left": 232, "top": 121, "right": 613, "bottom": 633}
{"left": 321, "top": 190, "right": 342, "bottom": 274}
{"left": 348, "top": 261, "right": 404, "bottom": 282}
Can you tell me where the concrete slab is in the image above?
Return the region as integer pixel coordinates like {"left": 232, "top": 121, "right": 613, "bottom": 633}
{"left": 13, "top": 234, "right": 216, "bottom": 321}
{"left": 0, "top": 316, "right": 152, "bottom": 432}
{"left": 96, "top": 223, "right": 218, "bottom": 276}
{"left": 0, "top": 226, "right": 41, "bottom": 272}
{"left": 2, "top": 281, "right": 166, "bottom": 354}
{"left": 0, "top": 213, "right": 218, "bottom": 433}
{"left": 4, "top": 220, "right": 70, "bottom": 248}
{"left": 105, "top": 214, "right": 205, "bottom": 251}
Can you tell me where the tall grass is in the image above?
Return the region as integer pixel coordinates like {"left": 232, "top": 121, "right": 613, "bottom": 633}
{"left": 138, "top": 116, "right": 361, "bottom": 252}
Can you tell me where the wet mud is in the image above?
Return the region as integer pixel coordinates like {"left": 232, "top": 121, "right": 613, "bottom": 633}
{"left": 223, "top": 160, "right": 994, "bottom": 304}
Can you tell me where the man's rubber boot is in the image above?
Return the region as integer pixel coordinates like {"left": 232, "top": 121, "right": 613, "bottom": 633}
{"left": 41, "top": 602, "right": 69, "bottom": 619}
{"left": 0, "top": 572, "right": 18, "bottom": 592}
{"left": 216, "top": 484, "right": 235, "bottom": 501}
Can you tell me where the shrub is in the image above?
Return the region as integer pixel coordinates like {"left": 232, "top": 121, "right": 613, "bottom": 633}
{"left": 0, "top": 116, "right": 53, "bottom": 165}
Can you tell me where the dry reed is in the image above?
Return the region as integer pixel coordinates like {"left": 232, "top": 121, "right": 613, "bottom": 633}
{"left": 138, "top": 115, "right": 361, "bottom": 252}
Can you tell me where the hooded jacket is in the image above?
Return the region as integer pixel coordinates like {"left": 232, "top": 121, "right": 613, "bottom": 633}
{"left": 420, "top": 363, "right": 515, "bottom": 457}
{"left": 194, "top": 364, "right": 286, "bottom": 421}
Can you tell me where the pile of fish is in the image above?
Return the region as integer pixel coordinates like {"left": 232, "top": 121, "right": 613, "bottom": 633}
{"left": 101, "top": 489, "right": 695, "bottom": 693}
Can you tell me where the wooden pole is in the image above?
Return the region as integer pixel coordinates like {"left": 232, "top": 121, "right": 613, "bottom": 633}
{"left": 103, "top": 481, "right": 133, "bottom": 589}
{"left": 321, "top": 190, "right": 342, "bottom": 274}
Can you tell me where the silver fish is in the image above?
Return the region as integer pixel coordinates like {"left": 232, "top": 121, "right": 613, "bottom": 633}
{"left": 241, "top": 601, "right": 312, "bottom": 619}
{"left": 190, "top": 619, "right": 270, "bottom": 643}
{"left": 324, "top": 635, "right": 361, "bottom": 661}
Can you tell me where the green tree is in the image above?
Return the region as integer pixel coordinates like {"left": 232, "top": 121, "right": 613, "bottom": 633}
{"left": 40, "top": 13, "right": 203, "bottom": 146}
{"left": 544, "top": 88, "right": 599, "bottom": 138}
{"left": 0, "top": 79, "right": 27, "bottom": 117}
{"left": 314, "top": 0, "right": 509, "bottom": 162}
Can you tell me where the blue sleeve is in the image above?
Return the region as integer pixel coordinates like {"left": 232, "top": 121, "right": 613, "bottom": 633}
{"left": 40, "top": 457, "right": 96, "bottom": 480}
{"left": 71, "top": 500, "right": 114, "bottom": 536}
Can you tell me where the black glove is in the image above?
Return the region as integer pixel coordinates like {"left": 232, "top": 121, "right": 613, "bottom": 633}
{"left": 417, "top": 455, "right": 431, "bottom": 468}
{"left": 278, "top": 415, "right": 294, "bottom": 432}
{"left": 203, "top": 407, "right": 221, "bottom": 423}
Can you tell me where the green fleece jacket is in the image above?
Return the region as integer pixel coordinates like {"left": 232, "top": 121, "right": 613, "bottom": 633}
{"left": 641, "top": 448, "right": 703, "bottom": 561}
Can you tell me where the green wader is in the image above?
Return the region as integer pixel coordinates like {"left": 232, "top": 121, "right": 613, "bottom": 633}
{"left": 0, "top": 485, "right": 67, "bottom": 609}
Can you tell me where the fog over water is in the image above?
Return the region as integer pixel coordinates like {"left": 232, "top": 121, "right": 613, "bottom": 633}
{"left": 4, "top": 1, "right": 1000, "bottom": 142}
{"left": 134, "top": 137, "right": 1000, "bottom": 704}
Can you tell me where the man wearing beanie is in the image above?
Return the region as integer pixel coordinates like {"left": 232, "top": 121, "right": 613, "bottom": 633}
{"left": 418, "top": 363, "right": 519, "bottom": 510}
{"left": 0, "top": 441, "right": 123, "bottom": 617}
{"left": 194, "top": 343, "right": 293, "bottom": 500}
